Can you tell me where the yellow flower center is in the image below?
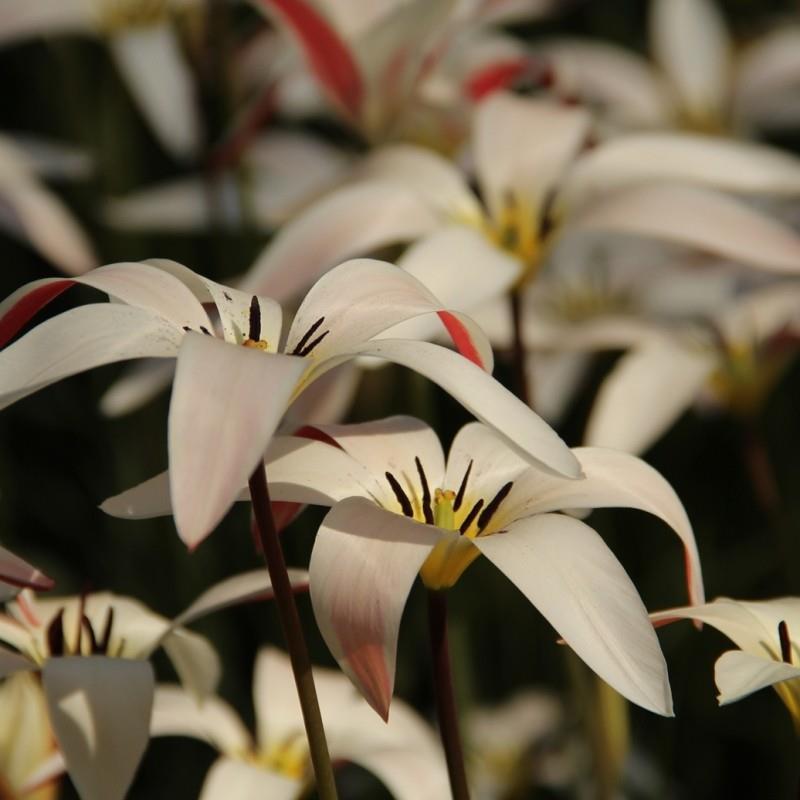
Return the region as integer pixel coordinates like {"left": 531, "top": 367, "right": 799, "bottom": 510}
{"left": 242, "top": 338, "right": 270, "bottom": 351}
{"left": 94, "top": 0, "right": 171, "bottom": 33}
{"left": 246, "top": 736, "right": 308, "bottom": 781}
{"left": 483, "top": 193, "right": 543, "bottom": 284}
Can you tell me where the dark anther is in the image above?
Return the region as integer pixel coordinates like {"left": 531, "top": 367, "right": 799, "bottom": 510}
{"left": 223, "top": 292, "right": 232, "bottom": 301}
{"left": 248, "top": 296, "right": 261, "bottom": 342}
{"left": 98, "top": 606, "right": 114, "bottom": 654}
{"left": 182, "top": 325, "right": 191, "bottom": 332}
{"left": 459, "top": 498, "right": 484, "bottom": 535}
{"left": 200, "top": 326, "right": 212, "bottom": 336}
{"left": 81, "top": 615, "right": 99, "bottom": 654}
{"left": 539, "top": 190, "right": 556, "bottom": 240}
{"left": 478, "top": 481, "right": 514, "bottom": 533}
{"left": 47, "top": 608, "right": 66, "bottom": 657}
{"left": 415, "top": 457, "right": 434, "bottom": 524}
{"left": 295, "top": 329, "right": 330, "bottom": 358}
{"left": 291, "top": 316, "right": 326, "bottom": 355}
{"left": 386, "top": 471, "right": 414, "bottom": 517}
{"left": 779, "top": 620, "right": 792, "bottom": 664}
{"left": 453, "top": 460, "right": 473, "bottom": 512}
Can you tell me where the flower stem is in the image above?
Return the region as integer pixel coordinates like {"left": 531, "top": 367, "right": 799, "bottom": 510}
{"left": 427, "top": 589, "right": 470, "bottom": 800}
{"left": 248, "top": 464, "right": 338, "bottom": 800}
{"left": 508, "top": 289, "right": 531, "bottom": 408}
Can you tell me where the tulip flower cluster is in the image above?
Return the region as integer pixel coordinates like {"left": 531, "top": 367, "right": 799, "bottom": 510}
{"left": 1, "top": 0, "right": 800, "bottom": 798}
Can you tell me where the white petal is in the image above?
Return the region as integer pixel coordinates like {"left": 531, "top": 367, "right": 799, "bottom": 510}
{"left": 348, "top": 339, "right": 582, "bottom": 479}
{"left": 309, "top": 497, "right": 440, "bottom": 719}
{"left": 475, "top": 514, "right": 673, "bottom": 715}
{"left": 151, "top": 686, "right": 252, "bottom": 754}
{"left": 715, "top": 650, "right": 800, "bottom": 706}
{"left": 199, "top": 757, "right": 300, "bottom": 800}
{"left": 585, "top": 340, "right": 716, "bottom": 454}
{"left": 650, "top": 0, "right": 731, "bottom": 123}
{"left": 0, "top": 0, "right": 92, "bottom": 45}
{"left": 0, "top": 643, "right": 34, "bottom": 678}
{"left": 109, "top": 25, "right": 201, "bottom": 159}
{"left": 161, "top": 629, "right": 221, "bottom": 700}
{"left": 1, "top": 182, "right": 96, "bottom": 275}
{"left": 560, "top": 134, "right": 800, "bottom": 212}
{"left": 0, "top": 304, "right": 183, "bottom": 411}
{"left": 565, "top": 184, "right": 800, "bottom": 274}
{"left": 240, "top": 180, "right": 440, "bottom": 304}
{"left": 0, "top": 545, "right": 53, "bottom": 591}
{"left": 169, "top": 333, "right": 306, "bottom": 548}
{"left": 10, "top": 133, "right": 93, "bottom": 180}
{"left": 104, "top": 178, "right": 211, "bottom": 232}
{"left": 474, "top": 93, "right": 590, "bottom": 222}
{"left": 281, "top": 361, "right": 361, "bottom": 427}
{"left": 42, "top": 656, "right": 155, "bottom": 800}
{"left": 99, "top": 358, "right": 175, "bottom": 417}
{"left": 287, "top": 258, "right": 492, "bottom": 371}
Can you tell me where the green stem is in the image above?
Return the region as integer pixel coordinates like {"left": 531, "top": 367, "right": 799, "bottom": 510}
{"left": 508, "top": 289, "right": 531, "bottom": 408}
{"left": 248, "top": 464, "right": 338, "bottom": 800}
{"left": 427, "top": 589, "right": 470, "bottom": 800}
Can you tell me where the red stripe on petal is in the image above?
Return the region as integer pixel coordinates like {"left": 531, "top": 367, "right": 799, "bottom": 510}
{"left": 465, "top": 56, "right": 553, "bottom": 101}
{"left": 258, "top": 0, "right": 363, "bottom": 118}
{"left": 0, "top": 280, "right": 75, "bottom": 349}
{"left": 291, "top": 424, "right": 343, "bottom": 450}
{"left": 437, "top": 311, "right": 485, "bottom": 369}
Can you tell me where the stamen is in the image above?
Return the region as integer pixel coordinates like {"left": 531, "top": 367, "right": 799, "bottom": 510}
{"left": 98, "top": 607, "right": 114, "bottom": 655}
{"left": 248, "top": 296, "right": 261, "bottom": 342}
{"left": 386, "top": 472, "right": 414, "bottom": 517}
{"left": 477, "top": 481, "right": 513, "bottom": 533}
{"left": 200, "top": 326, "right": 212, "bottom": 336}
{"left": 459, "top": 498, "right": 484, "bottom": 534}
{"left": 74, "top": 590, "right": 87, "bottom": 654}
{"left": 415, "top": 457, "right": 434, "bottom": 524}
{"left": 291, "top": 317, "right": 325, "bottom": 355}
{"left": 295, "top": 329, "right": 330, "bottom": 358}
{"left": 453, "top": 460, "right": 473, "bottom": 512}
{"left": 47, "top": 609, "right": 66, "bottom": 657}
{"left": 779, "top": 620, "right": 792, "bottom": 664}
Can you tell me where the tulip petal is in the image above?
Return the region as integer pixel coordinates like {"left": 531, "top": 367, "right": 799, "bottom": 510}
{"left": 474, "top": 92, "right": 590, "bottom": 222}
{"left": 566, "top": 183, "right": 800, "bottom": 274}
{"left": 585, "top": 340, "right": 716, "bottom": 454}
{"left": 309, "top": 497, "right": 441, "bottom": 718}
{"left": 0, "top": 304, "right": 184, "bottom": 411}
{"left": 42, "top": 656, "right": 155, "bottom": 800}
{"left": 109, "top": 25, "right": 201, "bottom": 159}
{"left": 200, "top": 757, "right": 301, "bottom": 800}
{"left": 169, "top": 333, "right": 306, "bottom": 548}
{"left": 715, "top": 650, "right": 800, "bottom": 706}
{"left": 0, "top": 545, "right": 53, "bottom": 591}
{"left": 500, "top": 446, "right": 704, "bottom": 606}
{"left": 475, "top": 514, "right": 673, "bottom": 715}
{"left": 1, "top": 182, "right": 96, "bottom": 275}
{"left": 650, "top": 0, "right": 731, "bottom": 124}
{"left": 151, "top": 686, "right": 252, "bottom": 753}
{"left": 0, "top": 643, "right": 33, "bottom": 678}
{"left": 560, "top": 134, "right": 800, "bottom": 212}
{"left": 99, "top": 358, "right": 176, "bottom": 417}
{"left": 161, "top": 629, "right": 221, "bottom": 700}
{"left": 0, "top": 0, "right": 91, "bottom": 45}
{"left": 347, "top": 339, "right": 582, "bottom": 479}
{"left": 104, "top": 177, "right": 211, "bottom": 232}
{"left": 241, "top": 181, "right": 440, "bottom": 303}
{"left": 288, "top": 258, "right": 493, "bottom": 370}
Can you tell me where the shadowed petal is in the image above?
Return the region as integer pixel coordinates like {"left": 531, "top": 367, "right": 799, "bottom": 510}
{"left": 169, "top": 333, "right": 306, "bottom": 548}
{"left": 0, "top": 545, "right": 53, "bottom": 591}
{"left": 200, "top": 757, "right": 300, "bottom": 800}
{"left": 475, "top": 514, "right": 673, "bottom": 715}
{"left": 715, "top": 650, "right": 800, "bottom": 706}
{"left": 0, "top": 643, "right": 34, "bottom": 678}
{"left": 42, "top": 656, "right": 155, "bottom": 800}
{"left": 309, "top": 497, "right": 441, "bottom": 718}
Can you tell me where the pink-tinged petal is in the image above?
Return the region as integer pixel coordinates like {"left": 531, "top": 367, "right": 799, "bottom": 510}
{"left": 560, "top": 134, "right": 800, "bottom": 211}
{"left": 538, "top": 39, "right": 673, "bottom": 129}
{"left": 475, "top": 514, "right": 673, "bottom": 715}
{"left": 144, "top": 258, "right": 283, "bottom": 347}
{"left": 0, "top": 304, "right": 183, "bottom": 411}
{"left": 565, "top": 184, "right": 800, "bottom": 274}
{"left": 169, "top": 333, "right": 306, "bottom": 547}
{"left": 348, "top": 339, "right": 582, "bottom": 479}
{"left": 287, "top": 258, "right": 492, "bottom": 370}
{"left": 240, "top": 181, "right": 440, "bottom": 303}
{"left": 104, "top": 178, "right": 211, "bottom": 232}
{"left": 200, "top": 757, "right": 301, "bottom": 800}
{"left": 715, "top": 650, "right": 800, "bottom": 706}
{"left": 0, "top": 643, "right": 34, "bottom": 678}
{"left": 251, "top": 0, "right": 363, "bottom": 119}
{"left": 2, "top": 182, "right": 96, "bottom": 275}
{"left": 42, "top": 656, "right": 155, "bottom": 800}
{"left": 585, "top": 340, "right": 717, "bottom": 454}
{"left": 0, "top": 545, "right": 53, "bottom": 591}
{"left": 734, "top": 27, "right": 800, "bottom": 130}
{"left": 650, "top": 0, "right": 731, "bottom": 124}
{"left": 151, "top": 686, "right": 252, "bottom": 754}
{"left": 504, "top": 446, "right": 703, "bottom": 606}
{"left": 474, "top": 93, "right": 590, "bottom": 222}
{"left": 0, "top": 278, "right": 75, "bottom": 348}
{"left": 309, "top": 497, "right": 441, "bottom": 719}
{"left": 99, "top": 358, "right": 175, "bottom": 417}
{"left": 109, "top": 25, "right": 201, "bottom": 159}
{"left": 357, "top": 145, "right": 484, "bottom": 222}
